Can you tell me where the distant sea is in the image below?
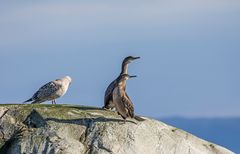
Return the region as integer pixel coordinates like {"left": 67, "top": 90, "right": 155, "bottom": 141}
{"left": 159, "top": 117, "right": 240, "bottom": 154}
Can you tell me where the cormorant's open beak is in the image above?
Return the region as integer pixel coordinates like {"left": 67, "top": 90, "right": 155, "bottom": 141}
{"left": 130, "top": 75, "right": 137, "bottom": 78}
{"left": 133, "top": 57, "right": 140, "bottom": 60}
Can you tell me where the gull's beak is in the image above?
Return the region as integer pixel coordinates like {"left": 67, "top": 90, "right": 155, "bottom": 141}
{"left": 133, "top": 57, "right": 140, "bottom": 60}
{"left": 130, "top": 75, "right": 137, "bottom": 78}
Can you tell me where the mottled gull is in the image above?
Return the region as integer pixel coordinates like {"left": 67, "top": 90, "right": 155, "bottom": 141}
{"left": 24, "top": 76, "right": 72, "bottom": 104}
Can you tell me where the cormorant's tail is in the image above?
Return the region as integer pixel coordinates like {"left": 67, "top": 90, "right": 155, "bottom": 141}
{"left": 23, "top": 98, "right": 33, "bottom": 104}
{"left": 134, "top": 116, "right": 146, "bottom": 122}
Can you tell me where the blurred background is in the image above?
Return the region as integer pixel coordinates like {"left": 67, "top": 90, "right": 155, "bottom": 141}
{"left": 1, "top": 0, "right": 239, "bottom": 152}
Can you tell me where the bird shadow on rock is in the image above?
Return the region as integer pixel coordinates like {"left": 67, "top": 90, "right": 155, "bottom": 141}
{"left": 23, "top": 109, "right": 47, "bottom": 128}
{"left": 45, "top": 116, "right": 137, "bottom": 126}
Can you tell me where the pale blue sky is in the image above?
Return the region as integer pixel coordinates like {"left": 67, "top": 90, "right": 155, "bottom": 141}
{"left": 1, "top": 1, "right": 240, "bottom": 117}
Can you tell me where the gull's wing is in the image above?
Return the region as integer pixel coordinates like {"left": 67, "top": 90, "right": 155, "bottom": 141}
{"left": 32, "top": 81, "right": 60, "bottom": 100}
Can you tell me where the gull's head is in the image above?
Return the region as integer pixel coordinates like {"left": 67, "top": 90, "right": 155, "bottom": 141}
{"left": 123, "top": 56, "right": 140, "bottom": 65}
{"left": 63, "top": 76, "right": 72, "bottom": 84}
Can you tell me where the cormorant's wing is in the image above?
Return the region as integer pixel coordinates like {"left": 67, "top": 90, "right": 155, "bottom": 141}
{"left": 104, "top": 79, "right": 117, "bottom": 107}
{"left": 125, "top": 93, "right": 145, "bottom": 121}
{"left": 121, "top": 93, "right": 134, "bottom": 118}
{"left": 32, "top": 81, "right": 60, "bottom": 100}
{"left": 125, "top": 93, "right": 131, "bottom": 101}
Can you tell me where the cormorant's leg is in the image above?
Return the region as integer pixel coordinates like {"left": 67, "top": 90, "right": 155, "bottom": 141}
{"left": 0, "top": 130, "right": 5, "bottom": 141}
{"left": 119, "top": 115, "right": 127, "bottom": 124}
{"left": 52, "top": 100, "right": 54, "bottom": 104}
{"left": 54, "top": 99, "right": 56, "bottom": 104}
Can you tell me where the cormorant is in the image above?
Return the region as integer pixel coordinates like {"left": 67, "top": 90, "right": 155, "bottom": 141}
{"left": 112, "top": 74, "right": 136, "bottom": 122}
{"left": 104, "top": 56, "right": 140, "bottom": 109}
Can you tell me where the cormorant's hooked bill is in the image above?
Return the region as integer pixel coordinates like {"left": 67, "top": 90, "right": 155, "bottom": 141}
{"left": 129, "top": 75, "right": 137, "bottom": 78}
{"left": 133, "top": 56, "right": 140, "bottom": 60}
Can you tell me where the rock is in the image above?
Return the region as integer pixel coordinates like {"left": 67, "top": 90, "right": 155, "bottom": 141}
{"left": 0, "top": 104, "right": 234, "bottom": 154}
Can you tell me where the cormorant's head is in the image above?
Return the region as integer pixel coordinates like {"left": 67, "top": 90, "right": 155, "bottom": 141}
{"left": 123, "top": 56, "right": 140, "bottom": 65}
{"left": 119, "top": 74, "right": 137, "bottom": 81}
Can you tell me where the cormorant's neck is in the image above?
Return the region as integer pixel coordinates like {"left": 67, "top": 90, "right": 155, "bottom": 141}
{"left": 120, "top": 62, "right": 128, "bottom": 75}
{"left": 118, "top": 80, "right": 127, "bottom": 90}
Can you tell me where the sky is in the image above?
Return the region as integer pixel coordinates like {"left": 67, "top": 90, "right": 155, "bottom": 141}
{"left": 0, "top": 1, "right": 240, "bottom": 118}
